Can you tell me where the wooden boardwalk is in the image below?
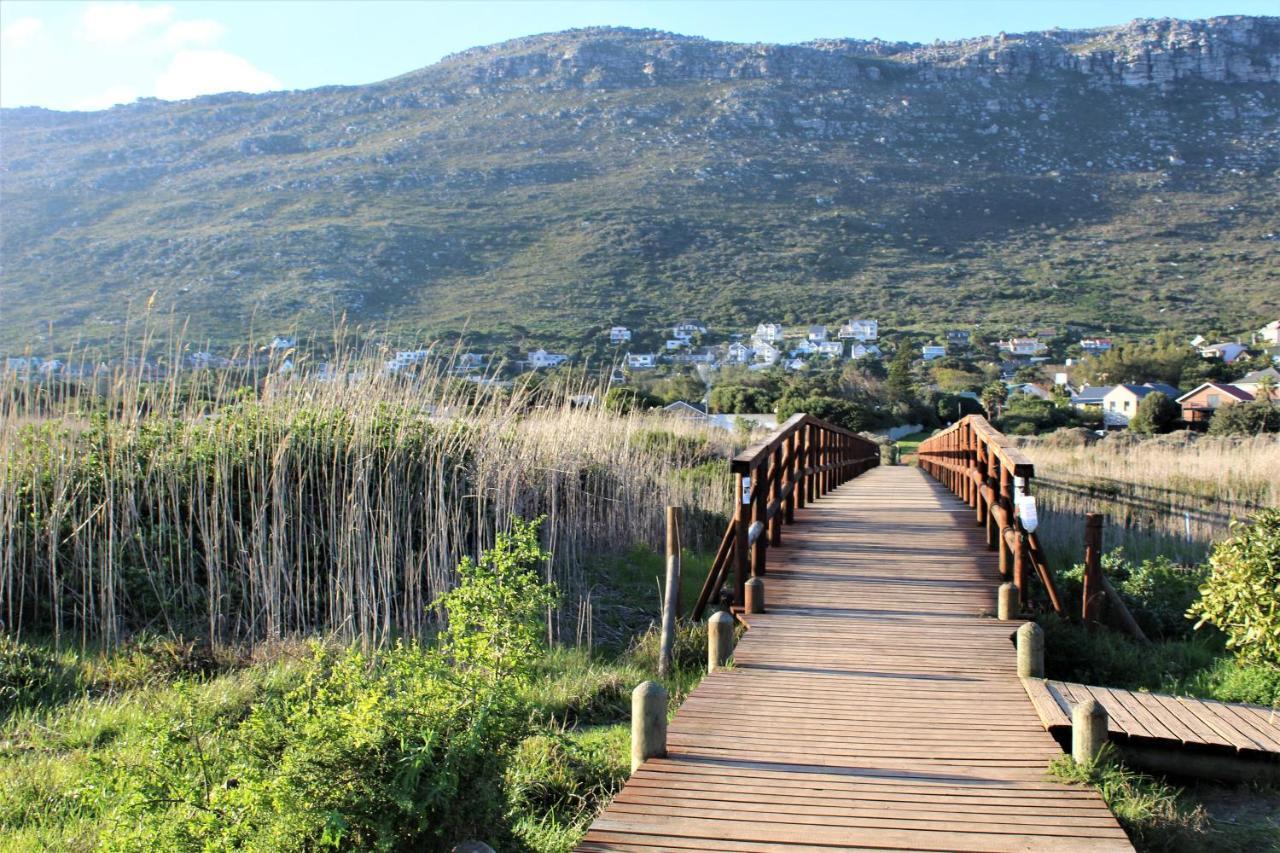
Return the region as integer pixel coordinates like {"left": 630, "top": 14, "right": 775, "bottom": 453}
{"left": 1024, "top": 678, "right": 1280, "bottom": 756}
{"left": 581, "top": 466, "right": 1133, "bottom": 851}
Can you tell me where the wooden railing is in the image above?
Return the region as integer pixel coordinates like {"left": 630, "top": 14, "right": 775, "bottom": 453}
{"left": 917, "top": 416, "right": 1066, "bottom": 615}
{"left": 692, "top": 414, "right": 881, "bottom": 619}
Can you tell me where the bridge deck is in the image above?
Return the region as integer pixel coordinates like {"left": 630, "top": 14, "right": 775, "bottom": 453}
{"left": 580, "top": 466, "right": 1133, "bottom": 851}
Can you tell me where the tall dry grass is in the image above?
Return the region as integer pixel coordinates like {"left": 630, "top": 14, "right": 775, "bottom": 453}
{"left": 0, "top": 333, "right": 733, "bottom": 649}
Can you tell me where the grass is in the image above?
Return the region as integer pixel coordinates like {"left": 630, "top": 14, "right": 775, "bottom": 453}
{"left": 1051, "top": 749, "right": 1280, "bottom": 852}
{"left": 893, "top": 428, "right": 935, "bottom": 464}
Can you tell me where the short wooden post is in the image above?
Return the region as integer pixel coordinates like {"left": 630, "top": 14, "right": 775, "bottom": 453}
{"left": 708, "top": 610, "right": 734, "bottom": 672}
{"left": 769, "top": 444, "right": 783, "bottom": 546}
{"left": 1072, "top": 698, "right": 1108, "bottom": 765}
{"left": 997, "top": 582, "right": 1017, "bottom": 621}
{"left": 806, "top": 424, "right": 817, "bottom": 503}
{"left": 795, "top": 428, "right": 807, "bottom": 509}
{"left": 752, "top": 457, "right": 768, "bottom": 577}
{"left": 631, "top": 681, "right": 668, "bottom": 772}
{"left": 658, "top": 506, "right": 681, "bottom": 678}
{"left": 783, "top": 433, "right": 796, "bottom": 524}
{"left": 1017, "top": 622, "right": 1044, "bottom": 677}
{"left": 1012, "top": 530, "right": 1027, "bottom": 607}
{"left": 745, "top": 576, "right": 765, "bottom": 614}
{"left": 1083, "top": 514, "right": 1104, "bottom": 624}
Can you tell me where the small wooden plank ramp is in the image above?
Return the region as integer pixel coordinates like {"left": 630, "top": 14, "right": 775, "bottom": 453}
{"left": 1024, "top": 678, "right": 1280, "bottom": 755}
{"left": 580, "top": 466, "right": 1132, "bottom": 851}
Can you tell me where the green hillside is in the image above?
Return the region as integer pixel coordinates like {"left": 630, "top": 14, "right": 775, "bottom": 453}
{"left": 1, "top": 17, "right": 1278, "bottom": 352}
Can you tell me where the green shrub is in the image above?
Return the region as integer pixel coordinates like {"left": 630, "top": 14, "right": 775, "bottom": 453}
{"left": 0, "top": 639, "right": 80, "bottom": 720}
{"left": 1207, "top": 400, "right": 1280, "bottom": 435}
{"left": 1060, "top": 550, "right": 1208, "bottom": 640}
{"left": 1130, "top": 391, "right": 1180, "bottom": 434}
{"left": 1188, "top": 509, "right": 1280, "bottom": 667}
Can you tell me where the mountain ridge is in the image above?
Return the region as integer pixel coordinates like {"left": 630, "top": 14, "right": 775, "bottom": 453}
{"left": 1, "top": 16, "right": 1277, "bottom": 352}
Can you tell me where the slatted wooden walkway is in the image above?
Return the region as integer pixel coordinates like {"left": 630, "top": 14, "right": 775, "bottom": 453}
{"left": 580, "top": 466, "right": 1133, "bottom": 851}
{"left": 1024, "top": 678, "right": 1280, "bottom": 756}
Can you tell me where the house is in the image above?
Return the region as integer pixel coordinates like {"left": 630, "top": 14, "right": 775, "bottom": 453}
{"left": 1189, "top": 334, "right": 1207, "bottom": 348}
{"left": 946, "top": 330, "right": 970, "bottom": 347}
{"left": 753, "top": 341, "right": 781, "bottom": 366}
{"left": 1234, "top": 367, "right": 1280, "bottom": 399}
{"left": 1176, "top": 382, "right": 1254, "bottom": 426}
{"left": 268, "top": 336, "right": 296, "bottom": 351}
{"left": 789, "top": 340, "right": 817, "bottom": 357}
{"left": 726, "top": 342, "right": 753, "bottom": 364}
{"left": 527, "top": 349, "right": 569, "bottom": 369}
{"left": 1254, "top": 320, "right": 1280, "bottom": 346}
{"left": 921, "top": 345, "right": 946, "bottom": 361}
{"left": 997, "top": 338, "right": 1048, "bottom": 356}
{"left": 838, "top": 319, "right": 878, "bottom": 341}
{"left": 817, "top": 341, "right": 843, "bottom": 359}
{"left": 1199, "top": 342, "right": 1249, "bottom": 363}
{"left": 1007, "top": 382, "right": 1053, "bottom": 401}
{"left": 753, "top": 323, "right": 784, "bottom": 344}
{"left": 625, "top": 352, "right": 657, "bottom": 369}
{"left": 849, "top": 343, "right": 882, "bottom": 360}
{"left": 783, "top": 358, "right": 809, "bottom": 372}
{"left": 608, "top": 326, "right": 632, "bottom": 344}
{"left": 1070, "top": 385, "right": 1114, "bottom": 410}
{"left": 1080, "top": 338, "right": 1113, "bottom": 354}
{"left": 808, "top": 325, "right": 829, "bottom": 343}
{"left": 665, "top": 339, "right": 687, "bottom": 351}
{"left": 1101, "top": 383, "right": 1182, "bottom": 428}
{"left": 453, "top": 353, "right": 485, "bottom": 373}
{"left": 673, "top": 321, "right": 706, "bottom": 340}
{"left": 663, "top": 400, "right": 709, "bottom": 419}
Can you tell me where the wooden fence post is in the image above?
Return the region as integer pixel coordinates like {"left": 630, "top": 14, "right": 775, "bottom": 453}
{"left": 769, "top": 444, "right": 783, "bottom": 545}
{"left": 1083, "top": 513, "right": 1104, "bottom": 624}
{"left": 752, "top": 456, "right": 769, "bottom": 577}
{"left": 783, "top": 433, "right": 796, "bottom": 524}
{"left": 734, "top": 473, "right": 748, "bottom": 608}
{"left": 796, "top": 427, "right": 807, "bottom": 510}
{"left": 631, "top": 681, "right": 668, "bottom": 772}
{"left": 658, "top": 506, "right": 681, "bottom": 678}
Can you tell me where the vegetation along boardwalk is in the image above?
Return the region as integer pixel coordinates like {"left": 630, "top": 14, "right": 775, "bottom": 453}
{"left": 581, "top": 464, "right": 1132, "bottom": 851}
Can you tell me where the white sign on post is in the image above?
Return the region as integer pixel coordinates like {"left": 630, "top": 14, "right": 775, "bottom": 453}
{"left": 742, "top": 476, "right": 752, "bottom": 504}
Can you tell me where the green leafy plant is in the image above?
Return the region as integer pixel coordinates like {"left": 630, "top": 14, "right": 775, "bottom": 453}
{"left": 1188, "top": 509, "right": 1280, "bottom": 666}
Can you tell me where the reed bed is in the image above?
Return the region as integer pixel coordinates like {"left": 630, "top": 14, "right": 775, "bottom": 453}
{"left": 0, "top": 337, "right": 734, "bottom": 649}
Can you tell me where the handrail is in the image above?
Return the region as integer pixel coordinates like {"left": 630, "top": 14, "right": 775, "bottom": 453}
{"left": 917, "top": 415, "right": 1066, "bottom": 616}
{"left": 692, "top": 413, "right": 880, "bottom": 620}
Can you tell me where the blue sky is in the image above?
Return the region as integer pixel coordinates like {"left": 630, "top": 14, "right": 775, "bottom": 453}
{"left": 2, "top": 1, "right": 1274, "bottom": 110}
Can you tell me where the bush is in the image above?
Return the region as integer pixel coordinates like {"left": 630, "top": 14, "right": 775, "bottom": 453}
{"left": 1129, "top": 391, "right": 1180, "bottom": 434}
{"left": 774, "top": 394, "right": 872, "bottom": 432}
{"left": 1059, "top": 550, "right": 1207, "bottom": 640}
{"left": 1188, "top": 509, "right": 1280, "bottom": 666}
{"left": 0, "top": 639, "right": 79, "bottom": 720}
{"left": 1207, "top": 400, "right": 1280, "bottom": 435}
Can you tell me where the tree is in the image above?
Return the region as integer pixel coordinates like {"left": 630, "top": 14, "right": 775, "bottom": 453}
{"left": 1128, "top": 391, "right": 1180, "bottom": 434}
{"left": 980, "top": 381, "right": 1008, "bottom": 418}
{"left": 1188, "top": 509, "right": 1280, "bottom": 666}
{"left": 1207, "top": 400, "right": 1280, "bottom": 435}
{"left": 708, "top": 384, "right": 775, "bottom": 414}
{"left": 603, "top": 386, "right": 658, "bottom": 414}
{"left": 775, "top": 394, "right": 872, "bottom": 432}
{"left": 885, "top": 345, "right": 915, "bottom": 403}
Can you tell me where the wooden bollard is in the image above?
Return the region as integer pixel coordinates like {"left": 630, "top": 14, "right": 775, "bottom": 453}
{"left": 631, "top": 681, "right": 668, "bottom": 772}
{"left": 658, "top": 506, "right": 681, "bottom": 678}
{"left": 708, "top": 610, "right": 735, "bottom": 672}
{"left": 1016, "top": 622, "right": 1044, "bottom": 678}
{"left": 1072, "top": 698, "right": 1109, "bottom": 765}
{"left": 1083, "top": 514, "right": 1104, "bottom": 624}
{"left": 745, "top": 576, "right": 765, "bottom": 614}
{"left": 997, "top": 582, "right": 1017, "bottom": 621}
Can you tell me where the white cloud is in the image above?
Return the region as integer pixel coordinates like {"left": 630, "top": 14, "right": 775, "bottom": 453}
{"left": 161, "top": 19, "right": 226, "bottom": 49}
{"left": 1, "top": 16, "right": 44, "bottom": 47}
{"left": 78, "top": 3, "right": 174, "bottom": 45}
{"left": 154, "top": 50, "right": 281, "bottom": 101}
{"left": 74, "top": 85, "right": 141, "bottom": 111}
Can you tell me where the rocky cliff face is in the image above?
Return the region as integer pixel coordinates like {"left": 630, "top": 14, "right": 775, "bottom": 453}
{"left": 1, "top": 18, "right": 1277, "bottom": 350}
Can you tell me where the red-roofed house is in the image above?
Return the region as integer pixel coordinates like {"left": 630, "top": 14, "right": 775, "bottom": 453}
{"left": 1175, "top": 382, "right": 1254, "bottom": 427}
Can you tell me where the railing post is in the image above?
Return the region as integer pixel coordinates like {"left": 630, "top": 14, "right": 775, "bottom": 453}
{"left": 1083, "top": 513, "right": 1104, "bottom": 624}
{"left": 658, "top": 506, "right": 681, "bottom": 678}
{"left": 795, "top": 426, "right": 807, "bottom": 510}
{"left": 784, "top": 433, "right": 797, "bottom": 522}
{"left": 807, "top": 424, "right": 817, "bottom": 503}
{"left": 734, "top": 472, "right": 749, "bottom": 608}
{"left": 1012, "top": 529, "right": 1027, "bottom": 607}
{"left": 769, "top": 444, "right": 783, "bottom": 545}
{"left": 998, "top": 464, "right": 1014, "bottom": 576}
{"left": 752, "top": 457, "right": 769, "bottom": 578}
{"left": 975, "top": 439, "right": 988, "bottom": 529}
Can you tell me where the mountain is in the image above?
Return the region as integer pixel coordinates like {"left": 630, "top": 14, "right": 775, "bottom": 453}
{"left": 1, "top": 16, "right": 1278, "bottom": 353}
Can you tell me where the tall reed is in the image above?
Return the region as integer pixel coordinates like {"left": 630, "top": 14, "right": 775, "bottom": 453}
{"left": 0, "top": 333, "right": 733, "bottom": 648}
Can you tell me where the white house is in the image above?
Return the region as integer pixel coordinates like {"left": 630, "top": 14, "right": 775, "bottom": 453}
{"left": 608, "top": 326, "right": 632, "bottom": 344}
{"left": 1199, "top": 342, "right": 1249, "bottom": 363}
{"left": 726, "top": 342, "right": 753, "bottom": 364}
{"left": 808, "top": 325, "right": 829, "bottom": 342}
{"left": 783, "top": 358, "right": 808, "bottom": 372}
{"left": 849, "top": 343, "right": 882, "bottom": 360}
{"left": 921, "top": 345, "right": 946, "bottom": 361}
{"left": 998, "top": 338, "right": 1048, "bottom": 356}
{"left": 790, "top": 340, "right": 817, "bottom": 356}
{"left": 754, "top": 341, "right": 781, "bottom": 366}
{"left": 753, "top": 323, "right": 784, "bottom": 344}
{"left": 1256, "top": 320, "right": 1280, "bottom": 346}
{"left": 268, "top": 336, "right": 296, "bottom": 351}
{"left": 1080, "top": 338, "right": 1113, "bottom": 354}
{"left": 1007, "top": 382, "right": 1053, "bottom": 401}
{"left": 626, "top": 352, "right": 657, "bottom": 369}
{"left": 527, "top": 349, "right": 569, "bottom": 368}
{"left": 453, "top": 353, "right": 485, "bottom": 373}
{"left": 673, "top": 321, "right": 706, "bottom": 340}
{"left": 665, "top": 339, "right": 687, "bottom": 351}
{"left": 838, "top": 319, "right": 878, "bottom": 341}
{"left": 817, "top": 341, "right": 843, "bottom": 359}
